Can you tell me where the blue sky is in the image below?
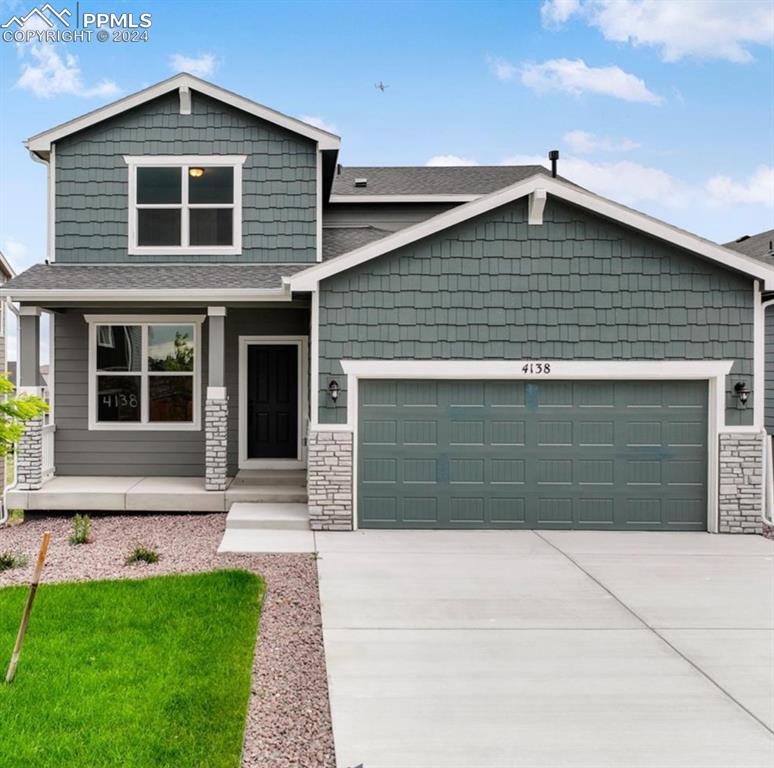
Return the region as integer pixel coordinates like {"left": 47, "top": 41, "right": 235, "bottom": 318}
{"left": 0, "top": 0, "right": 772, "bottom": 284}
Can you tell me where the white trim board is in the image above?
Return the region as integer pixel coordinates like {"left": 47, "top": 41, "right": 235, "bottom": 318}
{"left": 328, "top": 193, "right": 479, "bottom": 204}
{"left": 238, "top": 335, "right": 309, "bottom": 470}
{"left": 335, "top": 358, "right": 734, "bottom": 533}
{"left": 289, "top": 174, "right": 774, "bottom": 290}
{"left": 26, "top": 73, "right": 341, "bottom": 154}
{"left": 1, "top": 288, "right": 292, "bottom": 303}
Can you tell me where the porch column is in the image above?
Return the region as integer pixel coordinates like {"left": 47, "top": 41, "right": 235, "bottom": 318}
{"left": 17, "top": 306, "right": 44, "bottom": 490}
{"left": 205, "top": 306, "right": 228, "bottom": 491}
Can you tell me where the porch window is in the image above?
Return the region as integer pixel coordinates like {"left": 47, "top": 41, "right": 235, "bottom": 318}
{"left": 87, "top": 316, "right": 203, "bottom": 430}
{"left": 125, "top": 156, "right": 245, "bottom": 256}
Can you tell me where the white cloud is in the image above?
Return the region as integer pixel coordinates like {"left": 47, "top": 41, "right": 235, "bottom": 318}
{"left": 16, "top": 45, "right": 120, "bottom": 99}
{"left": 706, "top": 166, "right": 774, "bottom": 207}
{"left": 1, "top": 239, "right": 33, "bottom": 272}
{"left": 541, "top": 0, "right": 580, "bottom": 27}
{"left": 426, "top": 155, "right": 479, "bottom": 167}
{"left": 486, "top": 55, "right": 518, "bottom": 82}
{"left": 503, "top": 153, "right": 692, "bottom": 207}
{"left": 541, "top": 0, "right": 774, "bottom": 63}
{"left": 169, "top": 53, "right": 217, "bottom": 77}
{"left": 521, "top": 58, "right": 661, "bottom": 104}
{"left": 300, "top": 115, "right": 338, "bottom": 134}
{"left": 563, "top": 129, "right": 640, "bottom": 154}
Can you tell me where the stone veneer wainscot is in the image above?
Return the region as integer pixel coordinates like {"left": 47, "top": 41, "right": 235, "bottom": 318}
{"left": 307, "top": 430, "right": 353, "bottom": 530}
{"left": 718, "top": 432, "right": 764, "bottom": 534}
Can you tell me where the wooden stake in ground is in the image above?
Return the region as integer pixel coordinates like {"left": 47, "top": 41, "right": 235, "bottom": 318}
{"left": 5, "top": 531, "right": 50, "bottom": 684}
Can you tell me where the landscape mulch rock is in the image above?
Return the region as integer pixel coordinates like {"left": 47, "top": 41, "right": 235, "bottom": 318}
{"left": 0, "top": 512, "right": 336, "bottom": 768}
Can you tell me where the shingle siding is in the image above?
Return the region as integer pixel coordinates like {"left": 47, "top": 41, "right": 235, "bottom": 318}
{"left": 765, "top": 309, "right": 774, "bottom": 432}
{"left": 54, "top": 91, "right": 317, "bottom": 263}
{"left": 317, "top": 197, "right": 754, "bottom": 426}
{"left": 53, "top": 305, "right": 309, "bottom": 477}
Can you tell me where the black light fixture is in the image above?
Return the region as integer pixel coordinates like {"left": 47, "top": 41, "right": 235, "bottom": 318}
{"left": 734, "top": 381, "right": 750, "bottom": 406}
{"left": 328, "top": 380, "right": 340, "bottom": 404}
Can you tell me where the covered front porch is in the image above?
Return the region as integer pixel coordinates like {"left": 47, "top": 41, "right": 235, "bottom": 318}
{"left": 2, "top": 264, "right": 315, "bottom": 514}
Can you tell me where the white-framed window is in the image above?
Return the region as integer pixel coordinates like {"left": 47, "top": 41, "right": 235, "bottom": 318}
{"left": 124, "top": 155, "right": 246, "bottom": 256}
{"left": 85, "top": 315, "right": 204, "bottom": 431}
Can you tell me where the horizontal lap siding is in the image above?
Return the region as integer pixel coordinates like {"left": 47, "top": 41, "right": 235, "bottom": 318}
{"left": 55, "top": 91, "right": 317, "bottom": 263}
{"left": 318, "top": 198, "right": 754, "bottom": 426}
{"left": 54, "top": 306, "right": 309, "bottom": 476}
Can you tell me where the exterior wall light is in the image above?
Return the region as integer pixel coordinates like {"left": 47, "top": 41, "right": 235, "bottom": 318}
{"left": 734, "top": 381, "right": 750, "bottom": 406}
{"left": 328, "top": 380, "right": 340, "bottom": 404}
{"left": 189, "top": 167, "right": 204, "bottom": 178}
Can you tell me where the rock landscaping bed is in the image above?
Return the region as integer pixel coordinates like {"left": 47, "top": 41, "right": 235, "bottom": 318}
{"left": 0, "top": 513, "right": 335, "bottom": 768}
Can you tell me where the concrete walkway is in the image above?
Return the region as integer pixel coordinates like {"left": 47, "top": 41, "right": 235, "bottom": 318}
{"left": 315, "top": 530, "right": 774, "bottom": 768}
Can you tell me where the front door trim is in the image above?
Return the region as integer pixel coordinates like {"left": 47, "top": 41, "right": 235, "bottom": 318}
{"left": 238, "top": 335, "right": 308, "bottom": 470}
{"left": 338, "top": 359, "right": 735, "bottom": 532}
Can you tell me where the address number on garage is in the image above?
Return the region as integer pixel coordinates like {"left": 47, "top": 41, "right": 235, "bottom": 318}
{"left": 521, "top": 362, "right": 552, "bottom": 374}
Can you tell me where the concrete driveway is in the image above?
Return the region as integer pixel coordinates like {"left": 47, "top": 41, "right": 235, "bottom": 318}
{"left": 315, "top": 530, "right": 774, "bottom": 768}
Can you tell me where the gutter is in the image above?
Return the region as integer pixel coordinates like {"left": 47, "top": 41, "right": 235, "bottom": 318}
{"left": 0, "top": 287, "right": 293, "bottom": 303}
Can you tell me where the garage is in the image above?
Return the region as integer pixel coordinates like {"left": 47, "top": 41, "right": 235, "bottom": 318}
{"left": 357, "top": 378, "right": 708, "bottom": 530}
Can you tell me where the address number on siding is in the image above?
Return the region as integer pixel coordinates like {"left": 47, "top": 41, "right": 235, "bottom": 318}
{"left": 521, "top": 362, "right": 552, "bottom": 374}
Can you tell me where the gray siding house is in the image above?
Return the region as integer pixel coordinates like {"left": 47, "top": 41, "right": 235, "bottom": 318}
{"left": 3, "top": 74, "right": 772, "bottom": 534}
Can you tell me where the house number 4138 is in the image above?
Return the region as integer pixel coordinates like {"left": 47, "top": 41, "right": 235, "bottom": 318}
{"left": 522, "top": 362, "right": 551, "bottom": 374}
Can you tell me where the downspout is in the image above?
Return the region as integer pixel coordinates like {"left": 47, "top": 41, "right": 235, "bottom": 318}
{"left": 1, "top": 298, "right": 20, "bottom": 526}
{"left": 759, "top": 295, "right": 774, "bottom": 527}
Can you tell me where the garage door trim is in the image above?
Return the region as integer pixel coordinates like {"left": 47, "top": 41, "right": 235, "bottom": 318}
{"left": 339, "top": 359, "right": 734, "bottom": 532}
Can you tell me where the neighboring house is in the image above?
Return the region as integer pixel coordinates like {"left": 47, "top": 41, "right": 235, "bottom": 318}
{"left": 0, "top": 251, "right": 14, "bottom": 376}
{"left": 2, "top": 73, "right": 772, "bottom": 534}
{"left": 725, "top": 230, "right": 774, "bottom": 434}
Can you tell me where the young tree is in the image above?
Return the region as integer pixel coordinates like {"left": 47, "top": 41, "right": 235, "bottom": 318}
{"left": 0, "top": 374, "right": 49, "bottom": 455}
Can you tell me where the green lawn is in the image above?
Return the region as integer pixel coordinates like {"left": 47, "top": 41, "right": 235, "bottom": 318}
{"left": 0, "top": 570, "right": 264, "bottom": 767}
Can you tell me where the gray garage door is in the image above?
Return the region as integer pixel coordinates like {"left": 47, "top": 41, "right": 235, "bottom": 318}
{"left": 358, "top": 379, "right": 708, "bottom": 530}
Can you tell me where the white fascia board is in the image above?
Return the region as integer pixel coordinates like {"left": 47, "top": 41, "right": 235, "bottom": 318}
{"left": 0, "top": 288, "right": 291, "bottom": 303}
{"left": 291, "top": 174, "right": 774, "bottom": 290}
{"left": 328, "top": 194, "right": 480, "bottom": 204}
{"left": 0, "top": 250, "right": 15, "bottom": 279}
{"left": 26, "top": 73, "right": 341, "bottom": 152}
{"left": 340, "top": 359, "right": 735, "bottom": 380}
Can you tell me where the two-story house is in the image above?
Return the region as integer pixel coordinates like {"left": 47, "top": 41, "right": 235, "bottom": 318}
{"left": 3, "top": 73, "right": 772, "bottom": 534}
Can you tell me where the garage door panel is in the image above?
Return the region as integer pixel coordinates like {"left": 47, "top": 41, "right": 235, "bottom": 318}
{"left": 358, "top": 379, "right": 707, "bottom": 530}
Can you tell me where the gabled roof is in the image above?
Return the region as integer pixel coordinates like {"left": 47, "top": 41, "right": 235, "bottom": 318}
{"left": 25, "top": 73, "right": 341, "bottom": 156}
{"left": 329, "top": 165, "right": 552, "bottom": 202}
{"left": 725, "top": 229, "right": 774, "bottom": 266}
{"left": 290, "top": 174, "right": 774, "bottom": 291}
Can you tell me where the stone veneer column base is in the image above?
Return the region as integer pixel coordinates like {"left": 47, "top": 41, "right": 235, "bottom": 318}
{"left": 718, "top": 431, "right": 764, "bottom": 534}
{"left": 205, "top": 398, "right": 228, "bottom": 491}
{"left": 16, "top": 416, "right": 43, "bottom": 491}
{"left": 308, "top": 429, "right": 353, "bottom": 531}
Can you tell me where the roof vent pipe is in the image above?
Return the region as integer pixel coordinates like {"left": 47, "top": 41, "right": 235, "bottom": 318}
{"left": 549, "top": 150, "right": 559, "bottom": 178}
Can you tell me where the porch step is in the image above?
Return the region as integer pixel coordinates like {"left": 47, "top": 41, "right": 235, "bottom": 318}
{"left": 225, "top": 502, "right": 310, "bottom": 531}
{"left": 230, "top": 469, "right": 307, "bottom": 487}
{"left": 225, "top": 485, "right": 308, "bottom": 504}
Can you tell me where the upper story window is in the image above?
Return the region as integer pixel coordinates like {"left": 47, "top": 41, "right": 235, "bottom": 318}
{"left": 125, "top": 155, "right": 246, "bottom": 256}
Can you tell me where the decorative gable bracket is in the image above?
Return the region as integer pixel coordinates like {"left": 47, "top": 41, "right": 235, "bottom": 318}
{"left": 528, "top": 188, "right": 547, "bottom": 225}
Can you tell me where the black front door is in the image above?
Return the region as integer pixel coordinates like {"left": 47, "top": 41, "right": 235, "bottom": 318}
{"left": 247, "top": 344, "right": 298, "bottom": 459}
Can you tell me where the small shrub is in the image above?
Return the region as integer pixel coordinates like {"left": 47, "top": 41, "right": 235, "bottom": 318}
{"left": 125, "top": 545, "right": 159, "bottom": 565}
{"left": 7, "top": 509, "right": 24, "bottom": 527}
{"left": 69, "top": 514, "right": 92, "bottom": 545}
{"left": 0, "top": 551, "right": 28, "bottom": 572}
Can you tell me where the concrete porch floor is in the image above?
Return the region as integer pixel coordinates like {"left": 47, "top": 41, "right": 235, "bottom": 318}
{"left": 5, "top": 470, "right": 309, "bottom": 513}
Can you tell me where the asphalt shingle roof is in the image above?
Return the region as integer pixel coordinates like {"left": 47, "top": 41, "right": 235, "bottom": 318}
{"left": 322, "top": 226, "right": 393, "bottom": 260}
{"left": 724, "top": 229, "right": 774, "bottom": 267}
{"left": 4, "top": 263, "right": 310, "bottom": 291}
{"left": 330, "top": 165, "right": 551, "bottom": 196}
